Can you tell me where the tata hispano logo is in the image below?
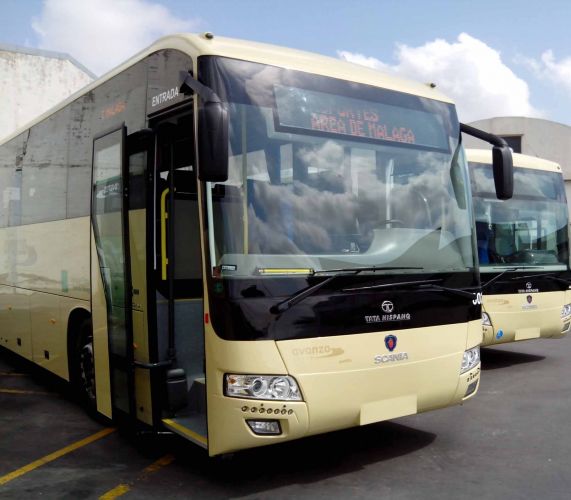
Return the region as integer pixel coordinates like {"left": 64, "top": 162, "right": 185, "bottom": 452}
{"left": 381, "top": 301, "right": 394, "bottom": 313}
{"left": 518, "top": 282, "right": 539, "bottom": 293}
{"left": 365, "top": 300, "right": 411, "bottom": 324}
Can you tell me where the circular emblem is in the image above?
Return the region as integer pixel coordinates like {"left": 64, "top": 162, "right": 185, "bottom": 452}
{"left": 381, "top": 300, "right": 394, "bottom": 313}
{"left": 385, "top": 334, "right": 397, "bottom": 352}
{"left": 526, "top": 282, "right": 532, "bottom": 289}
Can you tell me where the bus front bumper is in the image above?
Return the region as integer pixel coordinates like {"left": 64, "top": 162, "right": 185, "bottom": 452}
{"left": 206, "top": 362, "right": 481, "bottom": 456}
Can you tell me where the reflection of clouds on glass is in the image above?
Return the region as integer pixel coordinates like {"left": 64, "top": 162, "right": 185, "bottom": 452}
{"left": 241, "top": 140, "right": 472, "bottom": 254}
{"left": 473, "top": 166, "right": 495, "bottom": 193}
{"left": 247, "top": 180, "right": 359, "bottom": 254}
{"left": 243, "top": 65, "right": 284, "bottom": 107}
{"left": 208, "top": 56, "right": 476, "bottom": 273}
{"left": 296, "top": 140, "right": 345, "bottom": 173}
{"left": 514, "top": 169, "right": 557, "bottom": 199}
{"left": 474, "top": 164, "right": 563, "bottom": 202}
{"left": 392, "top": 170, "right": 446, "bottom": 228}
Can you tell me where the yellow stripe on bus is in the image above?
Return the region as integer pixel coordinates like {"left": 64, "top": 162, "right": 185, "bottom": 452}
{"left": 0, "top": 428, "right": 115, "bottom": 486}
{"left": 162, "top": 418, "right": 207, "bottom": 446}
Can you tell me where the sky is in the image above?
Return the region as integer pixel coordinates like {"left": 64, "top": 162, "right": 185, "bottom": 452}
{"left": 2, "top": 0, "right": 571, "bottom": 125}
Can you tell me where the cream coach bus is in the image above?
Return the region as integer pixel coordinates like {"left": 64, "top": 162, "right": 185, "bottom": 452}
{"left": 0, "top": 34, "right": 512, "bottom": 456}
{"left": 467, "top": 149, "right": 570, "bottom": 346}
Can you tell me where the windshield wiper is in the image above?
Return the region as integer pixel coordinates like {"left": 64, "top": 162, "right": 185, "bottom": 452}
{"left": 509, "top": 271, "right": 571, "bottom": 285}
{"left": 481, "top": 266, "right": 543, "bottom": 290}
{"left": 270, "top": 266, "right": 423, "bottom": 314}
{"left": 342, "top": 278, "right": 441, "bottom": 292}
{"left": 343, "top": 278, "right": 478, "bottom": 299}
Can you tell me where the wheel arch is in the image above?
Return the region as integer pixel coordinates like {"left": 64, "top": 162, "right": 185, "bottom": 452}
{"left": 66, "top": 306, "right": 92, "bottom": 382}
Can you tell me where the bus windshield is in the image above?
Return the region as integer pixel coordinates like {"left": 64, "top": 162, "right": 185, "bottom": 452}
{"left": 201, "top": 57, "right": 476, "bottom": 278}
{"left": 470, "top": 163, "right": 569, "bottom": 272}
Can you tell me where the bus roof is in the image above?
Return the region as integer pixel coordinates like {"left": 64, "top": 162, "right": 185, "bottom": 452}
{"left": 1, "top": 33, "right": 454, "bottom": 147}
{"left": 466, "top": 148, "right": 562, "bottom": 173}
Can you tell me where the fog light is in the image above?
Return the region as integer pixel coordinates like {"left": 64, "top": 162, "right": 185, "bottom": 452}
{"left": 562, "top": 322, "right": 570, "bottom": 334}
{"left": 246, "top": 420, "right": 282, "bottom": 435}
{"left": 465, "top": 380, "right": 478, "bottom": 397}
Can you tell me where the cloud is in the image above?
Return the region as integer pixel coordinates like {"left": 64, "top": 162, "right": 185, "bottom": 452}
{"left": 517, "top": 50, "right": 571, "bottom": 94}
{"left": 32, "top": 0, "right": 202, "bottom": 76}
{"left": 338, "top": 33, "right": 541, "bottom": 123}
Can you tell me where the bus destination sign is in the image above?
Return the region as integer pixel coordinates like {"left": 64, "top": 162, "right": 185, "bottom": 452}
{"left": 274, "top": 85, "right": 449, "bottom": 150}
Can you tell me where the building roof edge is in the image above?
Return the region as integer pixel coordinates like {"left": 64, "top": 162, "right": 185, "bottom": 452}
{"left": 0, "top": 42, "right": 97, "bottom": 79}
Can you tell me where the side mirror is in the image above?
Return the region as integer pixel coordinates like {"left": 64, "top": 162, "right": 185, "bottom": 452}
{"left": 492, "top": 145, "right": 513, "bottom": 200}
{"left": 198, "top": 101, "right": 229, "bottom": 182}
{"left": 460, "top": 123, "right": 514, "bottom": 201}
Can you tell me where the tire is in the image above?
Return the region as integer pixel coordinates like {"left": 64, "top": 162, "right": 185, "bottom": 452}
{"left": 71, "top": 318, "right": 97, "bottom": 411}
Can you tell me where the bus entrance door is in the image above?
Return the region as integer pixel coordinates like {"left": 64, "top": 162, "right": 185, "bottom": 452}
{"left": 152, "top": 112, "right": 208, "bottom": 448}
{"left": 91, "top": 126, "right": 136, "bottom": 421}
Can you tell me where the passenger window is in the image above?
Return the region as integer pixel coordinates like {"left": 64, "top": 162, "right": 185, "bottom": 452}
{"left": 21, "top": 109, "right": 70, "bottom": 224}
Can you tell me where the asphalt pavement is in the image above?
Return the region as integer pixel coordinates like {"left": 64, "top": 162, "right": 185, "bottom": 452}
{"left": 1, "top": 336, "right": 570, "bottom": 499}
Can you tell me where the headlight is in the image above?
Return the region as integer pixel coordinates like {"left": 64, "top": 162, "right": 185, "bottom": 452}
{"left": 460, "top": 347, "right": 480, "bottom": 374}
{"left": 481, "top": 312, "right": 492, "bottom": 326}
{"left": 561, "top": 303, "right": 571, "bottom": 318}
{"left": 224, "top": 374, "right": 302, "bottom": 401}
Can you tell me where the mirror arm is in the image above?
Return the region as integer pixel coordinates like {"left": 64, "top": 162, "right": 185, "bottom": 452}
{"left": 460, "top": 123, "right": 508, "bottom": 148}
{"left": 179, "top": 71, "right": 221, "bottom": 104}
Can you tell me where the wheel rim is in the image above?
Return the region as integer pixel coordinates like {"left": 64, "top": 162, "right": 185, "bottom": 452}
{"left": 80, "top": 338, "right": 96, "bottom": 403}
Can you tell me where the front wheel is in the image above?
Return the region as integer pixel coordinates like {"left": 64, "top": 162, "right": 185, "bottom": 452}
{"left": 72, "top": 319, "right": 97, "bottom": 411}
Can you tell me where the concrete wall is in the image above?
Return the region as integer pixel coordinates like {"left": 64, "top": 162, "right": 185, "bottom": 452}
{"left": 463, "top": 116, "right": 571, "bottom": 206}
{"left": 0, "top": 44, "right": 94, "bottom": 142}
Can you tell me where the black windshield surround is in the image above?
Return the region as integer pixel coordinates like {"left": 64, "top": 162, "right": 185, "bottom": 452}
{"left": 206, "top": 272, "right": 480, "bottom": 341}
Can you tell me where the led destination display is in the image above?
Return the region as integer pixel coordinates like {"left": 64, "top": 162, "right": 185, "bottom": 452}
{"left": 274, "top": 85, "right": 449, "bottom": 150}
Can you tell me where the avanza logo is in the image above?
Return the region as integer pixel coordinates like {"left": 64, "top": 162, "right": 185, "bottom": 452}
{"left": 291, "top": 345, "right": 345, "bottom": 358}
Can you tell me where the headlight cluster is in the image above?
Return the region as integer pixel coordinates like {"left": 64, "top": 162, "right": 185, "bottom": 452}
{"left": 481, "top": 312, "right": 492, "bottom": 326}
{"left": 561, "top": 303, "right": 571, "bottom": 319}
{"left": 225, "top": 374, "right": 302, "bottom": 401}
{"left": 460, "top": 347, "right": 480, "bottom": 374}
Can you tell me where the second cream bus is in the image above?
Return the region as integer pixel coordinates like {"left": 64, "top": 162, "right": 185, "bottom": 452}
{"left": 468, "top": 149, "right": 571, "bottom": 346}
